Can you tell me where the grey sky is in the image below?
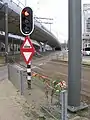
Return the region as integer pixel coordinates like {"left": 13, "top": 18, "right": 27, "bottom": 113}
{"left": 14, "top": 0, "right": 90, "bottom": 43}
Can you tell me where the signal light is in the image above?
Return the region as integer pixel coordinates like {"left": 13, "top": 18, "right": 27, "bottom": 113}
{"left": 20, "top": 7, "right": 34, "bottom": 36}
{"left": 22, "top": 10, "right": 29, "bottom": 16}
{"left": 24, "top": 11, "right": 29, "bottom": 16}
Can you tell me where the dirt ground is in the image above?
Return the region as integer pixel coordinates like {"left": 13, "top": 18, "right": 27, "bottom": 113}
{"left": 18, "top": 52, "right": 90, "bottom": 119}
{"left": 23, "top": 70, "right": 90, "bottom": 120}
{"left": 1, "top": 51, "right": 90, "bottom": 119}
{"left": 21, "top": 63, "right": 90, "bottom": 119}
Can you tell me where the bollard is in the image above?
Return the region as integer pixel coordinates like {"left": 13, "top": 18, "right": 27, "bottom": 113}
{"left": 60, "top": 90, "right": 68, "bottom": 120}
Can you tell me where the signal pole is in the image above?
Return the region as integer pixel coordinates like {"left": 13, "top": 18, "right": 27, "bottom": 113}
{"left": 68, "top": 0, "right": 82, "bottom": 109}
{"left": 20, "top": 7, "right": 34, "bottom": 89}
{"left": 68, "top": 0, "right": 88, "bottom": 112}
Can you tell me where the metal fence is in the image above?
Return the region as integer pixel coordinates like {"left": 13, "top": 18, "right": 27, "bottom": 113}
{"left": 8, "top": 63, "right": 68, "bottom": 120}
{"left": 8, "top": 63, "right": 27, "bottom": 95}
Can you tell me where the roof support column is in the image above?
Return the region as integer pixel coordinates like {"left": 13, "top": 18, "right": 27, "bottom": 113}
{"left": 9, "top": 44, "right": 11, "bottom": 52}
{"left": 17, "top": 44, "right": 19, "bottom": 51}
{"left": 43, "top": 41, "right": 48, "bottom": 52}
{"left": 40, "top": 44, "right": 43, "bottom": 52}
{"left": 52, "top": 47, "right": 55, "bottom": 51}
{"left": 16, "top": 44, "right": 17, "bottom": 51}
{"left": 37, "top": 42, "right": 43, "bottom": 52}
{"left": 8, "top": 44, "right": 10, "bottom": 52}
{"left": 12, "top": 38, "right": 14, "bottom": 55}
{"left": 0, "top": 42, "right": 1, "bottom": 51}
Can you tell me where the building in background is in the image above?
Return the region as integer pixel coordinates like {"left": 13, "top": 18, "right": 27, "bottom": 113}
{"left": 45, "top": 45, "right": 52, "bottom": 51}
{"left": 83, "top": 4, "right": 90, "bottom": 49}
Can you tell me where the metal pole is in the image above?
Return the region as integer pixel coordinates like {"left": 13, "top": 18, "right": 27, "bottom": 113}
{"left": 68, "top": 0, "right": 82, "bottom": 107}
{"left": 61, "top": 90, "right": 68, "bottom": 120}
{"left": 5, "top": 3, "right": 8, "bottom": 63}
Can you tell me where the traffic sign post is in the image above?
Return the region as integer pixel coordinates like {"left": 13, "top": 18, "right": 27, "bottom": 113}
{"left": 27, "top": 61, "right": 32, "bottom": 89}
{"left": 20, "top": 36, "right": 35, "bottom": 64}
{"left": 20, "top": 36, "right": 35, "bottom": 89}
{"left": 20, "top": 6, "right": 34, "bottom": 89}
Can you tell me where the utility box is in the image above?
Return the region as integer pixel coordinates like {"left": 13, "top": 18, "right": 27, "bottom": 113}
{"left": 8, "top": 63, "right": 27, "bottom": 95}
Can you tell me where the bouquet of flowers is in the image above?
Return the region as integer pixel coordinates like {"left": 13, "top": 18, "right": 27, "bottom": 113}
{"left": 52, "top": 80, "right": 67, "bottom": 93}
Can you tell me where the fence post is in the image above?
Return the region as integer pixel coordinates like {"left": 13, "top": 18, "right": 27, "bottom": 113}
{"left": 60, "top": 90, "right": 68, "bottom": 120}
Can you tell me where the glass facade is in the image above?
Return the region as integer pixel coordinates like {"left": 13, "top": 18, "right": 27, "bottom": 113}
{"left": 86, "top": 17, "right": 90, "bottom": 32}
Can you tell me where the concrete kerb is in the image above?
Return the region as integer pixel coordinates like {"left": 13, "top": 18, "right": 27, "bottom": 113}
{"left": 51, "top": 59, "right": 90, "bottom": 67}
{"left": 0, "top": 64, "right": 5, "bottom": 67}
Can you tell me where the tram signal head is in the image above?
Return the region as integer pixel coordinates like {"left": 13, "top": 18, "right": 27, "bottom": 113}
{"left": 20, "top": 7, "right": 34, "bottom": 35}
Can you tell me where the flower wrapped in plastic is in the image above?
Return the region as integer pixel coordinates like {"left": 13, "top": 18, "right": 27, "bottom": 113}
{"left": 52, "top": 80, "right": 67, "bottom": 93}
{"left": 32, "top": 72, "right": 38, "bottom": 77}
{"left": 41, "top": 75, "right": 48, "bottom": 79}
{"left": 51, "top": 80, "right": 67, "bottom": 103}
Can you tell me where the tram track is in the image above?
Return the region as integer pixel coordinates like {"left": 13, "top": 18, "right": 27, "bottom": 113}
{"left": 18, "top": 57, "right": 90, "bottom": 101}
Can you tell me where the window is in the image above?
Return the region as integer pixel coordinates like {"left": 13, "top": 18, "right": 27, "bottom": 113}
{"left": 88, "top": 44, "right": 90, "bottom": 46}
{"left": 85, "top": 47, "right": 90, "bottom": 51}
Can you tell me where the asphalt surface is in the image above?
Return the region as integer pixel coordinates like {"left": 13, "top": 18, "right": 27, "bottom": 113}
{"left": 0, "top": 66, "right": 8, "bottom": 81}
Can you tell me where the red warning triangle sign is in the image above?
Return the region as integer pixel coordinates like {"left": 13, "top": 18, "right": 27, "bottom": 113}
{"left": 20, "top": 36, "right": 35, "bottom": 64}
